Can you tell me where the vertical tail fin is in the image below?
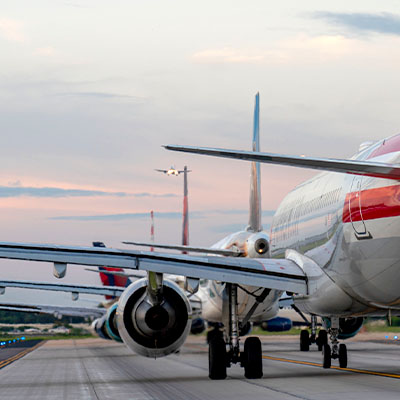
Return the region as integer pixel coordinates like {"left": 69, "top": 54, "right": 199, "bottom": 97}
{"left": 150, "top": 210, "right": 154, "bottom": 252}
{"left": 93, "top": 241, "right": 132, "bottom": 300}
{"left": 182, "top": 166, "right": 189, "bottom": 253}
{"left": 247, "top": 93, "right": 263, "bottom": 232}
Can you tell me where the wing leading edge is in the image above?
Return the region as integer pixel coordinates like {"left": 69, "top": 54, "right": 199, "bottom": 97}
{"left": 0, "top": 242, "right": 307, "bottom": 294}
{"left": 164, "top": 145, "right": 400, "bottom": 180}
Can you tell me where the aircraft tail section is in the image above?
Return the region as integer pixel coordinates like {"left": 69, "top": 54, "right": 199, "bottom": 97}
{"left": 182, "top": 166, "right": 189, "bottom": 253}
{"left": 92, "top": 242, "right": 132, "bottom": 300}
{"left": 247, "top": 93, "right": 263, "bottom": 232}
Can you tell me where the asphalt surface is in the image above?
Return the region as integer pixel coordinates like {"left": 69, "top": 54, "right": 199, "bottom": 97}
{"left": 0, "top": 335, "right": 399, "bottom": 399}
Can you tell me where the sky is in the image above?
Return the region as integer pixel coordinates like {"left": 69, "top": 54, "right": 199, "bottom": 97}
{"left": 0, "top": 0, "right": 400, "bottom": 306}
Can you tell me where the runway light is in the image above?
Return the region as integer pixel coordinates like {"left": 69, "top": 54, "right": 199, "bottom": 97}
{"left": 385, "top": 335, "right": 389, "bottom": 339}
{"left": 394, "top": 335, "right": 398, "bottom": 340}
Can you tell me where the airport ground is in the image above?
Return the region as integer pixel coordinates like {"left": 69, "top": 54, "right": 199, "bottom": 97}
{"left": 0, "top": 333, "right": 399, "bottom": 399}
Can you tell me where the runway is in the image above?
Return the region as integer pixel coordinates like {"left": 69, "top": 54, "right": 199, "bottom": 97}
{"left": 0, "top": 335, "right": 399, "bottom": 399}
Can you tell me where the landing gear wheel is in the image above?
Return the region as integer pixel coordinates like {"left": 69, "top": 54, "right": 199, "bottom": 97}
{"left": 300, "top": 330, "right": 310, "bottom": 351}
{"left": 338, "top": 344, "right": 347, "bottom": 368}
{"left": 243, "top": 337, "right": 263, "bottom": 379}
{"left": 322, "top": 344, "right": 331, "bottom": 369}
{"left": 317, "top": 330, "right": 328, "bottom": 351}
{"left": 207, "top": 328, "right": 223, "bottom": 344}
{"left": 209, "top": 337, "right": 227, "bottom": 380}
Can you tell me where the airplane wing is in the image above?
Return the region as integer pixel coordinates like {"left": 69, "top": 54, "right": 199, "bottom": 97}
{"left": 0, "top": 302, "right": 105, "bottom": 318}
{"left": 0, "top": 279, "right": 124, "bottom": 298}
{"left": 164, "top": 145, "right": 400, "bottom": 180}
{"left": 0, "top": 242, "right": 307, "bottom": 294}
{"left": 154, "top": 169, "right": 167, "bottom": 173}
{"left": 122, "top": 241, "right": 242, "bottom": 256}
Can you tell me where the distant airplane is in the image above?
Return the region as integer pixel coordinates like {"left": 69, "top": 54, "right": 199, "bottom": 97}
{"left": 2, "top": 93, "right": 400, "bottom": 380}
{"left": 155, "top": 166, "right": 191, "bottom": 176}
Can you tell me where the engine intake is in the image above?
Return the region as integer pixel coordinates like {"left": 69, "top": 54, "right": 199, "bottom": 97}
{"left": 117, "top": 278, "right": 192, "bottom": 358}
{"left": 245, "top": 232, "right": 270, "bottom": 258}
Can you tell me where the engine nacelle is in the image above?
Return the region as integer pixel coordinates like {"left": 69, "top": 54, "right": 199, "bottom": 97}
{"left": 117, "top": 278, "right": 192, "bottom": 358}
{"left": 245, "top": 232, "right": 270, "bottom": 258}
{"left": 323, "top": 317, "right": 364, "bottom": 340}
{"left": 338, "top": 317, "right": 364, "bottom": 339}
{"left": 260, "top": 317, "right": 292, "bottom": 332}
{"left": 91, "top": 316, "right": 112, "bottom": 340}
{"left": 105, "top": 303, "right": 122, "bottom": 342}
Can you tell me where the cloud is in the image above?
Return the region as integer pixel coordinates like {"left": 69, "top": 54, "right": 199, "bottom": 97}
{"left": 313, "top": 12, "right": 400, "bottom": 36}
{"left": 191, "top": 35, "right": 354, "bottom": 65}
{"left": 192, "top": 47, "right": 267, "bottom": 64}
{"left": 60, "top": 92, "right": 143, "bottom": 101}
{"left": 51, "top": 211, "right": 184, "bottom": 221}
{"left": 0, "top": 185, "right": 177, "bottom": 199}
{"left": 34, "top": 47, "right": 56, "bottom": 57}
{"left": 0, "top": 18, "right": 25, "bottom": 42}
{"left": 50, "top": 209, "right": 275, "bottom": 221}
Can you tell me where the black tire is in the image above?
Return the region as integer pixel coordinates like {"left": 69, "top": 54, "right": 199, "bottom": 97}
{"left": 317, "top": 330, "right": 328, "bottom": 351}
{"left": 322, "top": 344, "right": 331, "bottom": 369}
{"left": 300, "top": 330, "right": 310, "bottom": 351}
{"left": 338, "top": 344, "right": 347, "bottom": 368}
{"left": 209, "top": 337, "right": 227, "bottom": 380}
{"left": 207, "top": 328, "right": 223, "bottom": 344}
{"left": 243, "top": 337, "right": 263, "bottom": 379}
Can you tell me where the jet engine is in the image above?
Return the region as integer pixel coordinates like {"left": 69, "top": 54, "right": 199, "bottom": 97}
{"left": 338, "top": 317, "right": 364, "bottom": 339}
{"left": 323, "top": 317, "right": 364, "bottom": 339}
{"left": 117, "top": 278, "right": 192, "bottom": 358}
{"left": 260, "top": 317, "right": 292, "bottom": 332}
{"left": 245, "top": 232, "right": 270, "bottom": 258}
{"left": 91, "top": 316, "right": 112, "bottom": 340}
{"left": 105, "top": 303, "right": 122, "bottom": 342}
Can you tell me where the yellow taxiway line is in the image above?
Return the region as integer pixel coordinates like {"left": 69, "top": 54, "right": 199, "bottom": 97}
{"left": 0, "top": 341, "right": 44, "bottom": 370}
{"left": 262, "top": 355, "right": 400, "bottom": 379}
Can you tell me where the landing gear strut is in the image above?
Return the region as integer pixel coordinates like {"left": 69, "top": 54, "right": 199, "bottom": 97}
{"left": 208, "top": 284, "right": 263, "bottom": 380}
{"left": 299, "top": 315, "right": 327, "bottom": 351}
{"left": 321, "top": 318, "right": 347, "bottom": 369}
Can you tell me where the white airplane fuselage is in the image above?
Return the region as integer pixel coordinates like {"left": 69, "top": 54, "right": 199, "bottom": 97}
{"left": 199, "top": 136, "right": 400, "bottom": 324}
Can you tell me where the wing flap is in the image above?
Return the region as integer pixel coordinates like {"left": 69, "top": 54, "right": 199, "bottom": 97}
{"left": 0, "top": 242, "right": 308, "bottom": 294}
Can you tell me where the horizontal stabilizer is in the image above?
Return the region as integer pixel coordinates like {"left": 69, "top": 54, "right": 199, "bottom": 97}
{"left": 122, "top": 241, "right": 242, "bottom": 256}
{"left": 164, "top": 145, "right": 400, "bottom": 180}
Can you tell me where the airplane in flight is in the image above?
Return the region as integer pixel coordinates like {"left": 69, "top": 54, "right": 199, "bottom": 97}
{"left": 155, "top": 166, "right": 190, "bottom": 176}
{"left": 0, "top": 94, "right": 398, "bottom": 379}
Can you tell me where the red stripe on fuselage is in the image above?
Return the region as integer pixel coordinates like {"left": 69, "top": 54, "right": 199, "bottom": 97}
{"left": 342, "top": 184, "right": 400, "bottom": 223}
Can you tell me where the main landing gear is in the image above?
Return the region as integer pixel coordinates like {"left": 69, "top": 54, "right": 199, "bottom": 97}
{"left": 208, "top": 284, "right": 263, "bottom": 380}
{"left": 322, "top": 318, "right": 347, "bottom": 369}
{"left": 299, "top": 315, "right": 328, "bottom": 351}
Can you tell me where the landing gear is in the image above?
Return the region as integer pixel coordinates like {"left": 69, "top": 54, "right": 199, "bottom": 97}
{"left": 299, "top": 315, "right": 327, "bottom": 351}
{"left": 208, "top": 283, "right": 263, "bottom": 380}
{"left": 242, "top": 337, "right": 263, "bottom": 379}
{"left": 321, "top": 318, "right": 348, "bottom": 369}
{"left": 209, "top": 337, "right": 227, "bottom": 379}
{"left": 316, "top": 329, "right": 328, "bottom": 351}
{"left": 338, "top": 344, "right": 347, "bottom": 368}
{"left": 322, "top": 344, "right": 331, "bottom": 368}
{"left": 300, "top": 330, "right": 310, "bottom": 351}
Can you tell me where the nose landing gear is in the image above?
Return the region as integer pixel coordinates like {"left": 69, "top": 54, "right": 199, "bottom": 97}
{"left": 322, "top": 319, "right": 348, "bottom": 369}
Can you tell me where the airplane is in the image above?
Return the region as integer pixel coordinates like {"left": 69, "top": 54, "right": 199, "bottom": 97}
{"left": 155, "top": 166, "right": 190, "bottom": 176}
{"left": 0, "top": 93, "right": 397, "bottom": 379}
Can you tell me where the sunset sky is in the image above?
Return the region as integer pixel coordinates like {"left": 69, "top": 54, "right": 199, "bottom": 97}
{"left": 0, "top": 0, "right": 400, "bottom": 306}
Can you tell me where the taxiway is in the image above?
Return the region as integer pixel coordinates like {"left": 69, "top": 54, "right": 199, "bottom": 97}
{"left": 0, "top": 335, "right": 399, "bottom": 399}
